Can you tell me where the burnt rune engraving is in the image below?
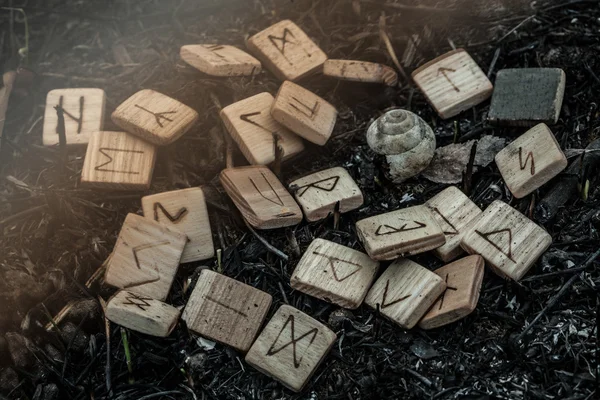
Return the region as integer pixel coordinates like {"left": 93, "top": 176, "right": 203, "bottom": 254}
{"left": 375, "top": 220, "right": 427, "bottom": 236}
{"left": 57, "top": 95, "right": 84, "bottom": 134}
{"left": 289, "top": 96, "right": 319, "bottom": 120}
{"left": 438, "top": 274, "right": 458, "bottom": 310}
{"left": 437, "top": 67, "right": 460, "bottom": 92}
{"left": 240, "top": 111, "right": 275, "bottom": 135}
{"left": 431, "top": 207, "right": 458, "bottom": 236}
{"left": 475, "top": 228, "right": 515, "bottom": 262}
{"left": 312, "top": 250, "right": 362, "bottom": 282}
{"left": 122, "top": 292, "right": 153, "bottom": 311}
{"left": 380, "top": 280, "right": 411, "bottom": 309}
{"left": 134, "top": 104, "right": 176, "bottom": 128}
{"left": 267, "top": 27, "right": 310, "bottom": 64}
{"left": 249, "top": 171, "right": 285, "bottom": 206}
{"left": 266, "top": 315, "right": 318, "bottom": 368}
{"left": 94, "top": 148, "right": 145, "bottom": 175}
{"left": 153, "top": 202, "right": 188, "bottom": 224}
{"left": 519, "top": 147, "right": 535, "bottom": 175}
{"left": 296, "top": 176, "right": 340, "bottom": 197}
{"left": 123, "top": 240, "right": 170, "bottom": 289}
{"left": 205, "top": 295, "right": 248, "bottom": 318}
{"left": 203, "top": 44, "right": 227, "bottom": 59}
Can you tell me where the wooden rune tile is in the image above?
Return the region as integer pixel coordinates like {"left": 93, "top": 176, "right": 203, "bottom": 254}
{"left": 43, "top": 88, "right": 106, "bottom": 148}
{"left": 104, "top": 213, "right": 187, "bottom": 301}
{"left": 81, "top": 131, "right": 157, "bottom": 190}
{"left": 220, "top": 166, "right": 302, "bottom": 229}
{"left": 364, "top": 259, "right": 446, "bottom": 329}
{"left": 488, "top": 68, "right": 566, "bottom": 126}
{"left": 246, "top": 20, "right": 327, "bottom": 81}
{"left": 355, "top": 205, "right": 445, "bottom": 260}
{"left": 182, "top": 269, "right": 272, "bottom": 351}
{"left": 112, "top": 89, "right": 199, "bottom": 146}
{"left": 418, "top": 255, "right": 485, "bottom": 330}
{"left": 289, "top": 167, "right": 363, "bottom": 222}
{"left": 461, "top": 200, "right": 552, "bottom": 281}
{"left": 141, "top": 188, "right": 214, "bottom": 263}
{"left": 425, "top": 186, "right": 483, "bottom": 262}
{"left": 495, "top": 123, "right": 567, "bottom": 198}
{"left": 412, "top": 49, "right": 493, "bottom": 119}
{"left": 245, "top": 305, "right": 336, "bottom": 392}
{"left": 322, "top": 60, "right": 398, "bottom": 86}
{"left": 290, "top": 239, "right": 379, "bottom": 309}
{"left": 271, "top": 81, "right": 337, "bottom": 145}
{"left": 180, "top": 44, "right": 262, "bottom": 77}
{"left": 106, "top": 290, "right": 181, "bottom": 337}
{"left": 220, "top": 92, "right": 305, "bottom": 165}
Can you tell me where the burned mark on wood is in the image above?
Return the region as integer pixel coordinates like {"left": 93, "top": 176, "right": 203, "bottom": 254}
{"left": 296, "top": 176, "right": 340, "bottom": 197}
{"left": 134, "top": 104, "right": 176, "bottom": 127}
{"left": 380, "top": 280, "right": 411, "bottom": 309}
{"left": 313, "top": 249, "right": 362, "bottom": 282}
{"left": 249, "top": 171, "right": 285, "bottom": 206}
{"left": 475, "top": 228, "right": 515, "bottom": 262}
{"left": 153, "top": 202, "right": 188, "bottom": 224}
{"left": 122, "top": 292, "right": 153, "bottom": 311}
{"left": 290, "top": 96, "right": 319, "bottom": 120}
{"left": 519, "top": 147, "right": 535, "bottom": 175}
{"left": 205, "top": 295, "right": 248, "bottom": 318}
{"left": 95, "top": 148, "right": 145, "bottom": 175}
{"left": 375, "top": 220, "right": 427, "bottom": 236}
{"left": 57, "top": 95, "right": 84, "bottom": 134}
{"left": 266, "top": 314, "right": 318, "bottom": 368}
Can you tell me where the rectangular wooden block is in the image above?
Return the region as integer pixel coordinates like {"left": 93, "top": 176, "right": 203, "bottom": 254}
{"left": 81, "top": 131, "right": 157, "bottom": 190}
{"left": 112, "top": 89, "right": 198, "bottom": 146}
{"left": 289, "top": 167, "right": 363, "bottom": 222}
{"left": 246, "top": 20, "right": 327, "bottom": 81}
{"left": 461, "top": 200, "right": 552, "bottom": 281}
{"left": 425, "top": 186, "right": 483, "bottom": 262}
{"left": 418, "top": 255, "right": 484, "bottom": 330}
{"left": 412, "top": 49, "right": 493, "bottom": 119}
{"left": 104, "top": 213, "right": 187, "bottom": 301}
{"left": 323, "top": 60, "right": 398, "bottom": 86}
{"left": 355, "top": 205, "right": 445, "bottom": 260}
{"left": 220, "top": 166, "right": 302, "bottom": 229}
{"left": 141, "top": 188, "right": 214, "bottom": 263}
{"left": 245, "top": 305, "right": 336, "bottom": 392}
{"left": 220, "top": 92, "right": 304, "bottom": 165}
{"left": 364, "top": 259, "right": 446, "bottom": 329}
{"left": 43, "top": 88, "right": 106, "bottom": 148}
{"left": 106, "top": 290, "right": 180, "bottom": 337}
{"left": 495, "top": 123, "right": 567, "bottom": 198}
{"left": 271, "top": 81, "right": 337, "bottom": 145}
{"left": 180, "top": 44, "right": 262, "bottom": 76}
{"left": 182, "top": 269, "right": 272, "bottom": 351}
{"left": 290, "top": 238, "right": 379, "bottom": 309}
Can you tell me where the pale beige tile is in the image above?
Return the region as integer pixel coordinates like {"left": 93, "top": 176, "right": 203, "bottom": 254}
{"left": 323, "top": 60, "right": 398, "bottom": 86}
{"left": 180, "top": 44, "right": 261, "bottom": 76}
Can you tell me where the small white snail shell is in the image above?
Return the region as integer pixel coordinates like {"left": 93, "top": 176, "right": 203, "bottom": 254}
{"left": 366, "top": 109, "right": 436, "bottom": 183}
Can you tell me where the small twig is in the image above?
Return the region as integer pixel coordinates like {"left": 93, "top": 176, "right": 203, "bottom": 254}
{"left": 0, "top": 71, "right": 17, "bottom": 155}
{"left": 278, "top": 281, "right": 289, "bottom": 304}
{"left": 462, "top": 140, "right": 477, "bottom": 195}
{"left": 121, "top": 328, "right": 134, "bottom": 384}
{"left": 54, "top": 104, "right": 68, "bottom": 171}
{"left": 378, "top": 13, "right": 407, "bottom": 82}
{"left": 243, "top": 219, "right": 289, "bottom": 261}
{"left": 216, "top": 248, "right": 223, "bottom": 273}
{"left": 333, "top": 201, "right": 341, "bottom": 230}
{"left": 99, "top": 297, "right": 112, "bottom": 395}
{"left": 271, "top": 133, "right": 283, "bottom": 179}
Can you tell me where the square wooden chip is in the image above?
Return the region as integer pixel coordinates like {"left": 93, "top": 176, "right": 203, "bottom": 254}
{"left": 180, "top": 44, "right": 261, "bottom": 76}
{"left": 323, "top": 60, "right": 398, "bottom": 86}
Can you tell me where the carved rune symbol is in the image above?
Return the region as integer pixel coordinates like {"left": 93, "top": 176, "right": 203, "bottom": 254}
{"left": 205, "top": 295, "right": 248, "bottom": 318}
{"left": 475, "top": 228, "right": 515, "bottom": 262}
{"left": 268, "top": 28, "right": 309, "bottom": 64}
{"left": 249, "top": 172, "right": 285, "bottom": 206}
{"left": 380, "top": 280, "right": 411, "bottom": 309}
{"left": 94, "top": 148, "right": 144, "bottom": 175}
{"left": 122, "top": 292, "right": 153, "bottom": 311}
{"left": 266, "top": 315, "right": 319, "bottom": 368}
{"left": 296, "top": 176, "right": 340, "bottom": 197}
{"left": 134, "top": 104, "right": 176, "bottom": 128}
{"left": 153, "top": 202, "right": 188, "bottom": 224}
{"left": 240, "top": 111, "right": 276, "bottom": 135}
{"left": 290, "top": 96, "right": 319, "bottom": 120}
{"left": 124, "top": 240, "right": 170, "bottom": 289}
{"left": 431, "top": 207, "right": 458, "bottom": 235}
{"left": 375, "top": 220, "right": 427, "bottom": 236}
{"left": 518, "top": 147, "right": 535, "bottom": 175}
{"left": 438, "top": 274, "right": 458, "bottom": 310}
{"left": 313, "top": 250, "right": 362, "bottom": 282}
{"left": 437, "top": 67, "right": 460, "bottom": 92}
{"left": 57, "top": 95, "right": 84, "bottom": 134}
{"left": 203, "top": 44, "right": 227, "bottom": 59}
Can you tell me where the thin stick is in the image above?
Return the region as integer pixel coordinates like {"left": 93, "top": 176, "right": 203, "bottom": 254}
{"left": 243, "top": 219, "right": 289, "bottom": 261}
{"left": 378, "top": 14, "right": 407, "bottom": 82}
{"left": 462, "top": 141, "right": 477, "bottom": 195}
{"left": 99, "top": 297, "right": 112, "bottom": 395}
{"left": 121, "top": 328, "right": 134, "bottom": 384}
{"left": 54, "top": 104, "right": 68, "bottom": 172}
{"left": 0, "top": 71, "right": 17, "bottom": 155}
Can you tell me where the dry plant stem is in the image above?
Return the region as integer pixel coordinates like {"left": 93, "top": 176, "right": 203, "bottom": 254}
{"left": 99, "top": 297, "right": 112, "bottom": 395}
{"left": 0, "top": 71, "right": 17, "bottom": 154}
{"left": 462, "top": 140, "right": 477, "bottom": 195}
{"left": 243, "top": 218, "right": 289, "bottom": 261}
{"left": 54, "top": 105, "right": 68, "bottom": 172}
{"left": 378, "top": 14, "right": 406, "bottom": 81}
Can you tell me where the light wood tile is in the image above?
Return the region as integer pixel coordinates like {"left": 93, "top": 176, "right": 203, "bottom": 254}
{"left": 323, "top": 60, "right": 398, "bottom": 86}
{"left": 412, "top": 49, "right": 493, "bottom": 119}
{"left": 182, "top": 269, "right": 272, "bottom": 351}
{"left": 245, "top": 305, "right": 336, "bottom": 392}
{"left": 141, "top": 188, "right": 214, "bottom": 263}
{"left": 461, "top": 200, "right": 552, "bottom": 281}
{"left": 290, "top": 239, "right": 379, "bottom": 309}
{"left": 180, "top": 44, "right": 261, "bottom": 76}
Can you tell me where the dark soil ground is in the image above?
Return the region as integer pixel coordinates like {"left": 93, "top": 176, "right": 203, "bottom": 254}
{"left": 0, "top": 0, "right": 599, "bottom": 399}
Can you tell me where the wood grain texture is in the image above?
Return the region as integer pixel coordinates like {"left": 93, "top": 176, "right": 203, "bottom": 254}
{"left": 246, "top": 20, "right": 327, "bottom": 81}
{"left": 412, "top": 49, "right": 493, "bottom": 119}
{"left": 495, "top": 123, "right": 567, "bottom": 198}
{"left": 220, "top": 166, "right": 302, "bottom": 229}
{"left": 106, "top": 290, "right": 180, "bottom": 337}
{"left": 289, "top": 167, "right": 363, "bottom": 222}
{"left": 104, "top": 213, "right": 187, "bottom": 301}
{"left": 180, "top": 44, "right": 261, "bottom": 76}
{"left": 80, "top": 131, "right": 157, "bottom": 190}
{"left": 182, "top": 269, "right": 272, "bottom": 351}
{"left": 364, "top": 259, "right": 446, "bottom": 329}
{"left": 141, "top": 188, "right": 214, "bottom": 263}
{"left": 290, "top": 238, "right": 379, "bottom": 309}
{"left": 355, "top": 205, "right": 445, "bottom": 260}
{"left": 220, "top": 92, "right": 304, "bottom": 165}
{"left": 271, "top": 81, "right": 337, "bottom": 145}
{"left": 323, "top": 60, "right": 398, "bottom": 86}
{"left": 425, "top": 186, "right": 483, "bottom": 262}
{"left": 245, "top": 305, "right": 336, "bottom": 392}
{"left": 111, "top": 89, "right": 198, "bottom": 146}
{"left": 43, "top": 88, "right": 106, "bottom": 148}
{"left": 418, "top": 255, "right": 484, "bottom": 330}
{"left": 461, "top": 200, "right": 552, "bottom": 281}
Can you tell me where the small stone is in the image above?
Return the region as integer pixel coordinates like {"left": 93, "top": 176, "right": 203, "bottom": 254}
{"left": 410, "top": 340, "right": 439, "bottom": 360}
{"left": 328, "top": 308, "right": 354, "bottom": 330}
{"left": 32, "top": 383, "right": 59, "bottom": 400}
{"left": 5, "top": 332, "right": 36, "bottom": 368}
{"left": 64, "top": 299, "right": 102, "bottom": 330}
{"left": 60, "top": 322, "right": 89, "bottom": 354}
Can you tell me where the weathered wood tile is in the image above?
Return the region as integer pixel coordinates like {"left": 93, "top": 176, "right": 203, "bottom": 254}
{"left": 289, "top": 167, "right": 363, "bottom": 222}
{"left": 246, "top": 20, "right": 327, "bottom": 81}
{"left": 271, "top": 81, "right": 337, "bottom": 145}
{"left": 43, "top": 88, "right": 106, "bottom": 148}
{"left": 245, "top": 305, "right": 336, "bottom": 392}
{"left": 180, "top": 44, "right": 261, "bottom": 76}
{"left": 323, "top": 60, "right": 398, "bottom": 86}
{"left": 220, "top": 92, "right": 304, "bottom": 165}
{"left": 220, "top": 166, "right": 302, "bottom": 229}
{"left": 355, "top": 205, "right": 445, "bottom": 260}
{"left": 106, "top": 290, "right": 180, "bottom": 337}
{"left": 488, "top": 68, "right": 566, "bottom": 126}
{"left": 182, "top": 269, "right": 272, "bottom": 351}
{"left": 418, "top": 255, "right": 484, "bottom": 330}
{"left": 104, "top": 213, "right": 187, "bottom": 301}
{"left": 495, "top": 123, "right": 567, "bottom": 198}
{"left": 141, "top": 188, "right": 214, "bottom": 263}
{"left": 461, "top": 200, "right": 552, "bottom": 281}
{"left": 112, "top": 89, "right": 198, "bottom": 146}
{"left": 425, "top": 186, "right": 483, "bottom": 262}
{"left": 290, "top": 239, "right": 379, "bottom": 309}
{"left": 364, "top": 259, "right": 446, "bottom": 329}
{"left": 81, "top": 131, "right": 157, "bottom": 190}
{"left": 412, "top": 49, "right": 493, "bottom": 119}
